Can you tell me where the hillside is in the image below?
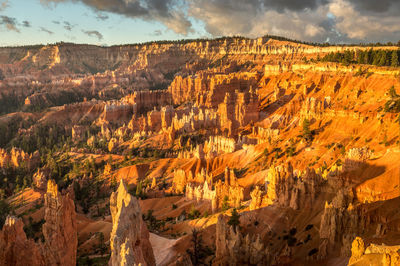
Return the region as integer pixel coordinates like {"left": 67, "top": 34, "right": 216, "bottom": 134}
{"left": 0, "top": 36, "right": 400, "bottom": 265}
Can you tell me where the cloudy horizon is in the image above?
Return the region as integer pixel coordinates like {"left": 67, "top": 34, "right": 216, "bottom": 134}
{"left": 0, "top": 0, "right": 400, "bottom": 46}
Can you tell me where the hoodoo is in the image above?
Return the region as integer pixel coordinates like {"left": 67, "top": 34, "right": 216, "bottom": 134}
{"left": 0, "top": 28, "right": 400, "bottom": 265}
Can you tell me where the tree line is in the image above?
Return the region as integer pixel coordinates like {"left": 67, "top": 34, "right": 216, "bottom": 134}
{"left": 320, "top": 49, "right": 400, "bottom": 67}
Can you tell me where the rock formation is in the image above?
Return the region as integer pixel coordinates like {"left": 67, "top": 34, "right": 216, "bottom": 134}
{"left": 41, "top": 180, "right": 78, "bottom": 266}
{"left": 185, "top": 167, "right": 244, "bottom": 211}
{"left": 0, "top": 148, "right": 39, "bottom": 170}
{"left": 348, "top": 237, "right": 400, "bottom": 266}
{"left": 264, "top": 163, "right": 324, "bottom": 210}
{"left": 109, "top": 179, "right": 156, "bottom": 266}
{"left": 172, "top": 169, "right": 188, "bottom": 194}
{"left": 214, "top": 215, "right": 269, "bottom": 265}
{"left": 0, "top": 180, "right": 77, "bottom": 266}
{"left": 32, "top": 168, "right": 49, "bottom": 191}
{"left": 0, "top": 216, "right": 44, "bottom": 266}
{"left": 319, "top": 189, "right": 364, "bottom": 257}
{"left": 249, "top": 186, "right": 264, "bottom": 211}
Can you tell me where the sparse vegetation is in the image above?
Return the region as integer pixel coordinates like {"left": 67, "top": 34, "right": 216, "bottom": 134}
{"left": 187, "top": 228, "right": 214, "bottom": 266}
{"left": 302, "top": 118, "right": 313, "bottom": 143}
{"left": 227, "top": 208, "right": 240, "bottom": 232}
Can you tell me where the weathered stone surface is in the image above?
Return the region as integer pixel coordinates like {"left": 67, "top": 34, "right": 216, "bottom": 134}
{"left": 32, "top": 168, "right": 50, "bottom": 191}
{"left": 42, "top": 180, "right": 78, "bottom": 266}
{"left": 0, "top": 180, "right": 77, "bottom": 266}
{"left": 0, "top": 148, "right": 40, "bottom": 170}
{"left": 109, "top": 179, "right": 156, "bottom": 266}
{"left": 348, "top": 237, "right": 400, "bottom": 266}
{"left": 214, "top": 215, "right": 268, "bottom": 265}
{"left": 249, "top": 186, "right": 264, "bottom": 211}
{"left": 185, "top": 167, "right": 244, "bottom": 211}
{"left": 0, "top": 216, "right": 45, "bottom": 266}
{"left": 264, "top": 163, "right": 324, "bottom": 210}
{"left": 172, "top": 169, "right": 188, "bottom": 194}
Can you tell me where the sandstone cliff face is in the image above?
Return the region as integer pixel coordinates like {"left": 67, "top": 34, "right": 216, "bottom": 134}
{"left": 348, "top": 237, "right": 400, "bottom": 266}
{"left": 109, "top": 179, "right": 155, "bottom": 266}
{"left": 264, "top": 163, "right": 324, "bottom": 210}
{"left": 0, "top": 148, "right": 39, "bottom": 170}
{"left": 124, "top": 90, "right": 172, "bottom": 114}
{"left": 185, "top": 167, "right": 244, "bottom": 212}
{"left": 0, "top": 216, "right": 44, "bottom": 266}
{"left": 318, "top": 188, "right": 364, "bottom": 257}
{"left": 0, "top": 180, "right": 77, "bottom": 266}
{"left": 214, "top": 215, "right": 268, "bottom": 265}
{"left": 32, "top": 168, "right": 49, "bottom": 191}
{"left": 42, "top": 180, "right": 78, "bottom": 266}
{"left": 168, "top": 71, "right": 259, "bottom": 136}
{"left": 172, "top": 169, "right": 188, "bottom": 194}
{"left": 249, "top": 186, "right": 264, "bottom": 211}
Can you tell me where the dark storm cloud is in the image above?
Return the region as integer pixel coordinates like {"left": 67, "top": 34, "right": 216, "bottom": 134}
{"left": 261, "top": 0, "right": 329, "bottom": 12}
{"left": 39, "top": 0, "right": 400, "bottom": 43}
{"left": 0, "top": 16, "right": 19, "bottom": 32}
{"left": 40, "top": 27, "right": 54, "bottom": 34}
{"left": 347, "top": 0, "right": 400, "bottom": 13}
{"left": 40, "top": 0, "right": 193, "bottom": 35}
{"left": 189, "top": 0, "right": 400, "bottom": 43}
{"left": 82, "top": 30, "right": 103, "bottom": 40}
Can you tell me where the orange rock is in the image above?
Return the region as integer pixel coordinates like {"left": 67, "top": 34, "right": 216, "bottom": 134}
{"left": 0, "top": 216, "right": 45, "bottom": 266}
{"left": 42, "top": 180, "right": 78, "bottom": 266}
{"left": 0, "top": 180, "right": 77, "bottom": 266}
{"left": 109, "top": 179, "right": 156, "bottom": 266}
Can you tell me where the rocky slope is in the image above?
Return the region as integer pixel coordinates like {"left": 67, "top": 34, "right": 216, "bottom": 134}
{"left": 0, "top": 180, "right": 77, "bottom": 266}
{"left": 0, "top": 36, "right": 400, "bottom": 265}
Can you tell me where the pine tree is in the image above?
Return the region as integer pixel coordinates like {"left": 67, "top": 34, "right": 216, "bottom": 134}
{"left": 187, "top": 229, "right": 212, "bottom": 265}
{"left": 366, "top": 49, "right": 373, "bottom": 64}
{"left": 221, "top": 195, "right": 229, "bottom": 211}
{"left": 136, "top": 181, "right": 142, "bottom": 197}
{"left": 377, "top": 50, "right": 387, "bottom": 66}
{"left": 391, "top": 50, "right": 399, "bottom": 67}
{"left": 228, "top": 208, "right": 240, "bottom": 233}
{"left": 357, "top": 50, "right": 365, "bottom": 64}
{"left": 302, "top": 118, "right": 313, "bottom": 142}
{"left": 389, "top": 86, "right": 398, "bottom": 98}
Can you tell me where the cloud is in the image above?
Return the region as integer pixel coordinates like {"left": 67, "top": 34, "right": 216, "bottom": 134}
{"left": 328, "top": 0, "right": 400, "bottom": 42}
{"left": 0, "top": 16, "right": 19, "bottom": 32}
{"left": 22, "top": 21, "right": 31, "bottom": 27}
{"left": 95, "top": 12, "right": 109, "bottom": 21}
{"left": 0, "top": 0, "right": 9, "bottom": 12}
{"left": 40, "top": 0, "right": 193, "bottom": 35}
{"left": 347, "top": 0, "right": 400, "bottom": 14}
{"left": 188, "top": 0, "right": 400, "bottom": 43}
{"left": 40, "top": 27, "right": 54, "bottom": 34}
{"left": 52, "top": 20, "right": 60, "bottom": 24}
{"left": 63, "top": 21, "right": 74, "bottom": 31}
{"left": 82, "top": 30, "right": 103, "bottom": 40}
{"left": 188, "top": 0, "right": 260, "bottom": 36}
{"left": 261, "top": 0, "right": 329, "bottom": 12}
{"left": 152, "top": 30, "right": 162, "bottom": 36}
{"left": 38, "top": 0, "right": 400, "bottom": 43}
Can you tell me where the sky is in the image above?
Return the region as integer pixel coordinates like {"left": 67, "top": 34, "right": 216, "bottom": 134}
{"left": 0, "top": 0, "right": 400, "bottom": 46}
